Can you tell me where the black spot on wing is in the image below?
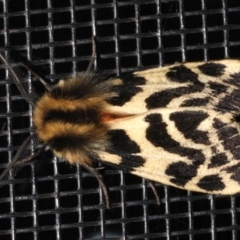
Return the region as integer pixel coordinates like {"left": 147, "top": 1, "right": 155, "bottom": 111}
{"left": 44, "top": 108, "right": 100, "bottom": 124}
{"left": 121, "top": 73, "right": 146, "bottom": 86}
{"left": 181, "top": 97, "right": 210, "bottom": 107}
{"left": 197, "top": 175, "right": 225, "bottom": 191}
{"left": 231, "top": 172, "right": 240, "bottom": 184}
{"left": 209, "top": 82, "right": 227, "bottom": 95}
{"left": 106, "top": 129, "right": 145, "bottom": 171}
{"left": 214, "top": 119, "right": 239, "bottom": 138}
{"left": 224, "top": 72, "right": 240, "bottom": 87}
{"left": 107, "top": 73, "right": 146, "bottom": 106}
{"left": 166, "top": 65, "right": 200, "bottom": 83}
{"left": 234, "top": 114, "right": 240, "bottom": 123}
{"left": 213, "top": 118, "right": 240, "bottom": 159}
{"left": 165, "top": 162, "right": 198, "bottom": 186}
{"left": 145, "top": 113, "right": 205, "bottom": 187}
{"left": 217, "top": 89, "right": 240, "bottom": 112}
{"left": 211, "top": 146, "right": 218, "bottom": 154}
{"left": 107, "top": 129, "right": 141, "bottom": 153}
{"left": 110, "top": 155, "right": 145, "bottom": 172}
{"left": 145, "top": 113, "right": 205, "bottom": 165}
{"left": 145, "top": 84, "right": 204, "bottom": 109}
{"left": 208, "top": 153, "right": 228, "bottom": 168}
{"left": 198, "top": 62, "right": 226, "bottom": 77}
{"left": 223, "top": 163, "right": 240, "bottom": 184}
{"left": 170, "top": 111, "right": 210, "bottom": 145}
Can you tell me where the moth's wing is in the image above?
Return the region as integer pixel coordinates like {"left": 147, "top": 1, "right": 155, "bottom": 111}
{"left": 100, "top": 59, "right": 240, "bottom": 195}
{"left": 107, "top": 59, "right": 240, "bottom": 115}
{"left": 132, "top": 59, "right": 240, "bottom": 84}
{"left": 0, "top": 134, "right": 42, "bottom": 185}
{"left": 98, "top": 108, "right": 240, "bottom": 195}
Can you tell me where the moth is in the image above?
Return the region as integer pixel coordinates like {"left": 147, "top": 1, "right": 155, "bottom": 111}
{"left": 1, "top": 51, "right": 240, "bottom": 208}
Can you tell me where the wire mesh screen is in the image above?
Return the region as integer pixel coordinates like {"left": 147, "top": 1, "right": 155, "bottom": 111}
{"left": 0, "top": 0, "right": 240, "bottom": 239}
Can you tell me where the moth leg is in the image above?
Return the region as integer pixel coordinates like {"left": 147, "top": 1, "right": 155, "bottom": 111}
{"left": 83, "top": 164, "right": 110, "bottom": 209}
{"left": 147, "top": 180, "right": 161, "bottom": 205}
{"left": 0, "top": 133, "right": 43, "bottom": 183}
{"left": 19, "top": 62, "right": 52, "bottom": 91}
{"left": 15, "top": 147, "right": 43, "bottom": 166}
{"left": 86, "top": 36, "right": 97, "bottom": 73}
{"left": 6, "top": 147, "right": 44, "bottom": 185}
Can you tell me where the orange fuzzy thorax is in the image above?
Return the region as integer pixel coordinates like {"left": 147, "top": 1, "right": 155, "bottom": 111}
{"left": 33, "top": 76, "right": 114, "bottom": 165}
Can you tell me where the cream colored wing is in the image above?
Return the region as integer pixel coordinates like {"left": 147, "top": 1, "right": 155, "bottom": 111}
{"left": 98, "top": 59, "right": 240, "bottom": 195}
{"left": 98, "top": 108, "right": 240, "bottom": 195}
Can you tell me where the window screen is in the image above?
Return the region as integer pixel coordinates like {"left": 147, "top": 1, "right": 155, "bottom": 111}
{"left": 0, "top": 0, "right": 240, "bottom": 239}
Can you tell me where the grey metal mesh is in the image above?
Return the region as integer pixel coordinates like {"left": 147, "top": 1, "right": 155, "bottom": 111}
{"left": 0, "top": 0, "right": 240, "bottom": 239}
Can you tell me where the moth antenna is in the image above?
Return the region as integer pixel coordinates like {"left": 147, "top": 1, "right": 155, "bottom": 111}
{"left": 0, "top": 53, "right": 36, "bottom": 106}
{"left": 0, "top": 133, "right": 42, "bottom": 184}
{"left": 19, "top": 62, "right": 52, "bottom": 91}
{"left": 83, "top": 163, "right": 110, "bottom": 209}
{"left": 86, "top": 36, "right": 97, "bottom": 74}
{"left": 147, "top": 180, "right": 161, "bottom": 205}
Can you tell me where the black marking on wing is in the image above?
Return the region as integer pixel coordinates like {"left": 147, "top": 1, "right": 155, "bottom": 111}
{"left": 214, "top": 119, "right": 239, "bottom": 138}
{"left": 209, "top": 82, "right": 228, "bottom": 95}
{"left": 145, "top": 113, "right": 205, "bottom": 186}
{"left": 107, "top": 73, "right": 146, "bottom": 106}
{"left": 223, "top": 163, "right": 240, "bottom": 185}
{"left": 170, "top": 111, "right": 210, "bottom": 145}
{"left": 165, "top": 162, "right": 198, "bottom": 186}
{"left": 197, "top": 175, "right": 225, "bottom": 191}
{"left": 234, "top": 114, "right": 240, "bottom": 123}
{"left": 208, "top": 153, "right": 228, "bottom": 168}
{"left": 166, "top": 65, "right": 200, "bottom": 84}
{"left": 225, "top": 72, "right": 240, "bottom": 87}
{"left": 145, "top": 85, "right": 204, "bottom": 109}
{"left": 217, "top": 89, "right": 240, "bottom": 112}
{"left": 180, "top": 97, "right": 211, "bottom": 107}
{"left": 198, "top": 62, "right": 226, "bottom": 77}
{"left": 145, "top": 113, "right": 205, "bottom": 164}
{"left": 106, "top": 129, "right": 145, "bottom": 171}
{"left": 213, "top": 118, "right": 240, "bottom": 159}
